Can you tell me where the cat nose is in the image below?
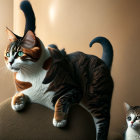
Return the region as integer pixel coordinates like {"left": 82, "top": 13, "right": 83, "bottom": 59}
{"left": 9, "top": 60, "right": 14, "bottom": 65}
{"left": 9, "top": 62, "right": 13, "bottom": 65}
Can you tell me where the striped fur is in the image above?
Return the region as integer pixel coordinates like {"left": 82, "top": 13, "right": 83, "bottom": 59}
{"left": 44, "top": 48, "right": 113, "bottom": 140}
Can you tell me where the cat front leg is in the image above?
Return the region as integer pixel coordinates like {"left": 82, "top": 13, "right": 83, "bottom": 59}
{"left": 11, "top": 92, "right": 29, "bottom": 111}
{"left": 53, "top": 89, "right": 82, "bottom": 128}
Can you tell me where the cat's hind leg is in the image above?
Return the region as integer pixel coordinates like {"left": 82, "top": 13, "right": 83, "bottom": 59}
{"left": 86, "top": 98, "right": 111, "bottom": 140}
{"left": 53, "top": 89, "right": 82, "bottom": 127}
{"left": 11, "top": 92, "right": 29, "bottom": 111}
{"left": 93, "top": 111, "right": 110, "bottom": 140}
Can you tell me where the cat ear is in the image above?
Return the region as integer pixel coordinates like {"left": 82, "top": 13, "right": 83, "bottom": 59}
{"left": 21, "top": 30, "right": 36, "bottom": 49}
{"left": 124, "top": 102, "right": 131, "bottom": 111}
{"left": 6, "top": 27, "right": 17, "bottom": 42}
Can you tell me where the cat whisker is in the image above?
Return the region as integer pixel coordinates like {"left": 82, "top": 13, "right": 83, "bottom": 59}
{"left": 20, "top": 65, "right": 33, "bottom": 74}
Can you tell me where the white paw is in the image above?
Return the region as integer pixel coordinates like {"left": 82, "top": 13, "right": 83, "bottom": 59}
{"left": 53, "top": 118, "right": 67, "bottom": 128}
{"left": 11, "top": 97, "right": 25, "bottom": 111}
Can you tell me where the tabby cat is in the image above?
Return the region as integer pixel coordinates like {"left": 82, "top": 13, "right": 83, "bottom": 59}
{"left": 4, "top": 1, "right": 114, "bottom": 140}
{"left": 124, "top": 103, "right": 140, "bottom": 140}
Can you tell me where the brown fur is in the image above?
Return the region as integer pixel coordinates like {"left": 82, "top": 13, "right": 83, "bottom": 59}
{"left": 21, "top": 38, "right": 41, "bottom": 62}
{"left": 12, "top": 92, "right": 24, "bottom": 105}
{"left": 42, "top": 47, "right": 113, "bottom": 140}
{"left": 12, "top": 92, "right": 29, "bottom": 106}
{"left": 4, "top": 36, "right": 41, "bottom": 63}
{"left": 44, "top": 48, "right": 78, "bottom": 92}
{"left": 54, "top": 99, "right": 67, "bottom": 121}
{"left": 14, "top": 73, "right": 32, "bottom": 92}
{"left": 42, "top": 57, "right": 53, "bottom": 70}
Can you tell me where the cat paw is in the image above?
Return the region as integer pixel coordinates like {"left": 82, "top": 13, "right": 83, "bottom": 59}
{"left": 53, "top": 118, "right": 67, "bottom": 128}
{"left": 11, "top": 94, "right": 26, "bottom": 111}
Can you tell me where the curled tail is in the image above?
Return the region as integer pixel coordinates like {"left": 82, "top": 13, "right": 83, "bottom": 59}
{"left": 89, "top": 37, "right": 113, "bottom": 70}
{"left": 20, "top": 0, "right": 36, "bottom": 34}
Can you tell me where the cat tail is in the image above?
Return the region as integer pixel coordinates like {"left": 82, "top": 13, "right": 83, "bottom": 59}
{"left": 20, "top": 0, "right": 36, "bottom": 34}
{"left": 89, "top": 37, "right": 113, "bottom": 70}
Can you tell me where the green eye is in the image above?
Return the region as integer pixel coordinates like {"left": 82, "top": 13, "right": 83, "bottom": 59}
{"left": 18, "top": 51, "right": 24, "bottom": 56}
{"left": 6, "top": 52, "right": 10, "bottom": 57}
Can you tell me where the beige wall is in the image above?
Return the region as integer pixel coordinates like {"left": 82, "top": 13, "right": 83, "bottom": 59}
{"left": 0, "top": 0, "right": 14, "bottom": 102}
{"left": 1, "top": 0, "right": 140, "bottom": 134}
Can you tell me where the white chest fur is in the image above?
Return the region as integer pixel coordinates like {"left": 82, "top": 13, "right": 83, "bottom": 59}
{"left": 15, "top": 43, "right": 55, "bottom": 110}
{"left": 125, "top": 128, "right": 140, "bottom": 140}
{"left": 16, "top": 68, "right": 55, "bottom": 110}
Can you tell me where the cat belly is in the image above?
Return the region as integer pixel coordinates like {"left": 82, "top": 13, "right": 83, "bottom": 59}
{"left": 23, "top": 84, "right": 55, "bottom": 110}
{"left": 16, "top": 68, "right": 55, "bottom": 110}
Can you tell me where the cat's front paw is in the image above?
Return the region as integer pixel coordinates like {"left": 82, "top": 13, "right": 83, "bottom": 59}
{"left": 53, "top": 118, "right": 67, "bottom": 128}
{"left": 11, "top": 93, "right": 26, "bottom": 111}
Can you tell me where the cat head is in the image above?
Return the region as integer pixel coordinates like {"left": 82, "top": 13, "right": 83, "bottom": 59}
{"left": 4, "top": 28, "right": 41, "bottom": 72}
{"left": 124, "top": 102, "right": 140, "bottom": 130}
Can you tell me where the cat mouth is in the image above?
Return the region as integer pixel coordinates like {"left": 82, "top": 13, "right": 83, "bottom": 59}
{"left": 131, "top": 124, "right": 137, "bottom": 129}
{"left": 131, "top": 124, "right": 134, "bottom": 128}
{"left": 11, "top": 67, "right": 20, "bottom": 71}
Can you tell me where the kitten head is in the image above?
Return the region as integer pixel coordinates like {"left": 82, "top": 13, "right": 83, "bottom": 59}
{"left": 5, "top": 28, "right": 41, "bottom": 72}
{"left": 124, "top": 102, "right": 140, "bottom": 130}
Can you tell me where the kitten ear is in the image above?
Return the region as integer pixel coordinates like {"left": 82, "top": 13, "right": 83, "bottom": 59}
{"left": 6, "top": 27, "right": 17, "bottom": 42}
{"left": 124, "top": 102, "right": 131, "bottom": 111}
{"left": 21, "top": 31, "right": 36, "bottom": 49}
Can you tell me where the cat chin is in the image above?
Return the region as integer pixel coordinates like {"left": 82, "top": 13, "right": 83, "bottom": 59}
{"left": 10, "top": 67, "right": 20, "bottom": 72}
{"left": 7, "top": 65, "right": 20, "bottom": 72}
{"left": 130, "top": 124, "right": 140, "bottom": 130}
{"left": 11, "top": 69, "right": 20, "bottom": 72}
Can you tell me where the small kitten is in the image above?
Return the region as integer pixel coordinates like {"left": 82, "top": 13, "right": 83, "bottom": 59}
{"left": 124, "top": 102, "right": 140, "bottom": 140}
{"left": 4, "top": 1, "right": 114, "bottom": 140}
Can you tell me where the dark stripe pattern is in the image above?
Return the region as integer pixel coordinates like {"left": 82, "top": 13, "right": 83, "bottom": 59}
{"left": 44, "top": 47, "right": 113, "bottom": 140}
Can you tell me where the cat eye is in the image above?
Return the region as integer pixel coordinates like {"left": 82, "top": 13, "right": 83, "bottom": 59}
{"left": 6, "top": 52, "right": 10, "bottom": 57}
{"left": 127, "top": 116, "right": 131, "bottom": 121}
{"left": 18, "top": 51, "right": 24, "bottom": 57}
